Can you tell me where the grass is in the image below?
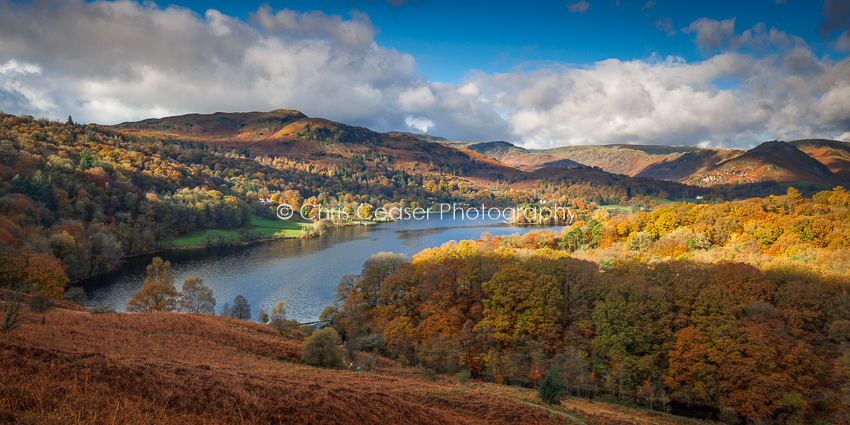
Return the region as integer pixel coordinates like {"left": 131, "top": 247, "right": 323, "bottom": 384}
{"left": 172, "top": 215, "right": 308, "bottom": 247}
{"left": 598, "top": 205, "right": 630, "bottom": 211}
{"left": 1, "top": 308, "right": 572, "bottom": 425}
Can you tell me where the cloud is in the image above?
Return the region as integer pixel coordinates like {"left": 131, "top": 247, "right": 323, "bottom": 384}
{"left": 652, "top": 17, "right": 677, "bottom": 36}
{"left": 820, "top": 0, "right": 850, "bottom": 37}
{"left": 838, "top": 31, "right": 850, "bottom": 51}
{"left": 685, "top": 17, "right": 738, "bottom": 52}
{"left": 471, "top": 20, "right": 850, "bottom": 149}
{"left": 567, "top": 1, "right": 590, "bottom": 14}
{"left": 249, "top": 6, "right": 376, "bottom": 49}
{"left": 0, "top": 0, "right": 420, "bottom": 126}
{"left": 0, "top": 1, "right": 848, "bottom": 149}
{"left": 405, "top": 116, "right": 434, "bottom": 132}
{"left": 820, "top": 0, "right": 850, "bottom": 50}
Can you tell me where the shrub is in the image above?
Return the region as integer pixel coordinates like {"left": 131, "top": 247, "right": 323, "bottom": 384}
{"left": 90, "top": 305, "right": 116, "bottom": 314}
{"left": 718, "top": 407, "right": 741, "bottom": 425}
{"left": 539, "top": 364, "right": 568, "bottom": 405}
{"left": 349, "top": 333, "right": 386, "bottom": 354}
{"left": 363, "top": 353, "right": 376, "bottom": 371}
{"left": 64, "top": 287, "right": 88, "bottom": 306}
{"left": 421, "top": 368, "right": 437, "bottom": 382}
{"left": 302, "top": 328, "right": 343, "bottom": 368}
{"left": 29, "top": 296, "right": 57, "bottom": 314}
{"left": 458, "top": 369, "right": 471, "bottom": 384}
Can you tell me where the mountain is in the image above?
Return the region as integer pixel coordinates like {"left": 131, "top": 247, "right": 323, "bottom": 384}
{"left": 688, "top": 140, "right": 842, "bottom": 186}
{"left": 115, "top": 110, "right": 522, "bottom": 181}
{"left": 455, "top": 141, "right": 584, "bottom": 170}
{"left": 115, "top": 110, "right": 846, "bottom": 196}
{"left": 420, "top": 135, "right": 848, "bottom": 187}
{"left": 115, "top": 111, "right": 719, "bottom": 201}
{"left": 790, "top": 139, "right": 850, "bottom": 180}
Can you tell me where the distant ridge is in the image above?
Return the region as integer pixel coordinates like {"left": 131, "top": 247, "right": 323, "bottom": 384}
{"left": 115, "top": 110, "right": 848, "bottom": 189}
{"left": 113, "top": 109, "right": 524, "bottom": 181}
{"left": 422, "top": 136, "right": 848, "bottom": 187}
{"left": 689, "top": 140, "right": 842, "bottom": 186}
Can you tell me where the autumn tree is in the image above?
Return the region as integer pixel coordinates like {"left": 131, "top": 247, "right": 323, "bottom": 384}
{"left": 269, "top": 300, "right": 287, "bottom": 334}
{"left": 359, "top": 252, "right": 407, "bottom": 307}
{"left": 178, "top": 276, "right": 215, "bottom": 314}
{"left": 127, "top": 281, "right": 179, "bottom": 312}
{"left": 127, "top": 257, "right": 179, "bottom": 312}
{"left": 145, "top": 257, "right": 174, "bottom": 286}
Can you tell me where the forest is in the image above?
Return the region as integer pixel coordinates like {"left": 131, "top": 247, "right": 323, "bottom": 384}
{"left": 329, "top": 188, "right": 850, "bottom": 424}
{"left": 0, "top": 112, "right": 759, "bottom": 290}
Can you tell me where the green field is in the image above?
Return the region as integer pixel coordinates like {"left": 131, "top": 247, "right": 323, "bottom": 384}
{"left": 598, "top": 204, "right": 630, "bottom": 211}
{"left": 172, "top": 215, "right": 308, "bottom": 247}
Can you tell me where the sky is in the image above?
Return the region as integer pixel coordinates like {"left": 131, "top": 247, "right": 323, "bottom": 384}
{"left": 0, "top": 0, "right": 849, "bottom": 149}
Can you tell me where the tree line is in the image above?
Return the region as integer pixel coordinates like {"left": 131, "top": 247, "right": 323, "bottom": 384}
{"left": 329, "top": 233, "right": 850, "bottom": 423}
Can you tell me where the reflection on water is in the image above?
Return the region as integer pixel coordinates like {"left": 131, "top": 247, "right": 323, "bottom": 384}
{"left": 82, "top": 216, "right": 561, "bottom": 322}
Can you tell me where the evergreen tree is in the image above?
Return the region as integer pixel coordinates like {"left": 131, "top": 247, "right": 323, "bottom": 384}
{"left": 539, "top": 363, "right": 569, "bottom": 405}
{"left": 80, "top": 150, "right": 95, "bottom": 169}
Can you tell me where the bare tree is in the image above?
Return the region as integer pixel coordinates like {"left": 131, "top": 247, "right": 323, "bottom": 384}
{"left": 179, "top": 277, "right": 216, "bottom": 314}
{"left": 230, "top": 295, "right": 251, "bottom": 320}
{"left": 1, "top": 291, "right": 26, "bottom": 333}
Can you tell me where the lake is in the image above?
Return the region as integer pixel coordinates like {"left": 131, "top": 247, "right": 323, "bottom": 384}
{"left": 82, "top": 215, "right": 562, "bottom": 322}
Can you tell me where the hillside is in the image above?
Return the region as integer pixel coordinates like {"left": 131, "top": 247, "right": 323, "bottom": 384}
{"left": 426, "top": 137, "right": 739, "bottom": 179}
{"left": 424, "top": 136, "right": 850, "bottom": 187}
{"left": 114, "top": 110, "right": 522, "bottom": 181}
{"left": 112, "top": 109, "right": 723, "bottom": 204}
{"left": 460, "top": 141, "right": 584, "bottom": 171}
{"left": 688, "top": 140, "right": 842, "bottom": 186}
{"left": 790, "top": 139, "right": 850, "bottom": 180}
{"left": 0, "top": 302, "right": 708, "bottom": 425}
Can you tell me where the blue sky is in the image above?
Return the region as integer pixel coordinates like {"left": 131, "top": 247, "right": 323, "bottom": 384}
{"left": 0, "top": 0, "right": 849, "bottom": 148}
{"left": 169, "top": 0, "right": 837, "bottom": 82}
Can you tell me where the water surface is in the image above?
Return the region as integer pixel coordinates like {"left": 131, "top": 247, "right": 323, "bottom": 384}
{"left": 83, "top": 216, "right": 561, "bottom": 322}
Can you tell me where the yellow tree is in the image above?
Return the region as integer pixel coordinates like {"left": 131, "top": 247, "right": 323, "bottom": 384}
{"left": 127, "top": 257, "right": 178, "bottom": 312}
{"left": 127, "top": 281, "right": 179, "bottom": 312}
{"left": 269, "top": 301, "right": 288, "bottom": 334}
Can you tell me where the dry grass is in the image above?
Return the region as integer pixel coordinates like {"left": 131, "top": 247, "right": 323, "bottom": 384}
{"left": 0, "top": 309, "right": 573, "bottom": 424}
{"left": 481, "top": 384, "right": 716, "bottom": 425}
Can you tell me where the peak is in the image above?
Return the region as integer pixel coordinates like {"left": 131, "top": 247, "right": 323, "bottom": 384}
{"left": 748, "top": 140, "right": 797, "bottom": 153}
{"left": 267, "top": 109, "right": 308, "bottom": 119}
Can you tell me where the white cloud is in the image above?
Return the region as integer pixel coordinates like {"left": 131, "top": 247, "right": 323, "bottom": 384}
{"left": 0, "top": 2, "right": 848, "bottom": 149}
{"left": 398, "top": 86, "right": 437, "bottom": 111}
{"left": 405, "top": 116, "right": 434, "bottom": 132}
